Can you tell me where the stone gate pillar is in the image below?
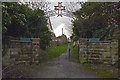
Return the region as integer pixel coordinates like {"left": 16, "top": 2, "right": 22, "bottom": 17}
{"left": 79, "top": 38, "right": 88, "bottom": 63}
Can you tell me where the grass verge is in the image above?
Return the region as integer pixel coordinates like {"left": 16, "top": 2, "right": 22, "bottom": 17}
{"left": 70, "top": 44, "right": 117, "bottom": 78}
{"left": 81, "top": 63, "right": 118, "bottom": 78}
{"left": 46, "top": 44, "right": 68, "bottom": 60}
{"left": 70, "top": 44, "right": 79, "bottom": 62}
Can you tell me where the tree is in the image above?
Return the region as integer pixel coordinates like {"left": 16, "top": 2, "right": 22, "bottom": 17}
{"left": 39, "top": 31, "right": 52, "bottom": 50}
{"left": 2, "top": 2, "right": 27, "bottom": 37}
{"left": 2, "top": 2, "right": 52, "bottom": 50}
{"left": 72, "top": 2, "right": 119, "bottom": 40}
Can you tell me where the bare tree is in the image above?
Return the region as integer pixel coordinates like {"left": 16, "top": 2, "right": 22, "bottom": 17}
{"left": 19, "top": 0, "right": 51, "bottom": 12}
{"left": 63, "top": 2, "right": 83, "bottom": 12}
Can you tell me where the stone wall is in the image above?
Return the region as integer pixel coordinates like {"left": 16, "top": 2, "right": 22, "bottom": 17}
{"left": 79, "top": 38, "right": 88, "bottom": 63}
{"left": 3, "top": 40, "right": 43, "bottom": 66}
{"left": 79, "top": 38, "right": 119, "bottom": 65}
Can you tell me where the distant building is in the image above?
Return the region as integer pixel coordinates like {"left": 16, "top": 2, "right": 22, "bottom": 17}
{"left": 49, "top": 34, "right": 68, "bottom": 46}
{"left": 47, "top": 18, "right": 67, "bottom": 46}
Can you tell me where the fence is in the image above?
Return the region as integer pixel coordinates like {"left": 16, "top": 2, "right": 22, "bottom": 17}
{"left": 79, "top": 38, "right": 119, "bottom": 65}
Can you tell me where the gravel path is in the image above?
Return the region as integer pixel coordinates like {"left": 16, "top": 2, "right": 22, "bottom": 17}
{"left": 28, "top": 45, "right": 102, "bottom": 78}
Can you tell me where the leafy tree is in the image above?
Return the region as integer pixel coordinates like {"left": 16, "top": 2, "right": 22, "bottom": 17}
{"left": 72, "top": 2, "right": 119, "bottom": 40}
{"left": 2, "top": 2, "right": 52, "bottom": 50}
{"left": 2, "top": 3, "right": 27, "bottom": 37}
{"left": 39, "top": 31, "right": 52, "bottom": 50}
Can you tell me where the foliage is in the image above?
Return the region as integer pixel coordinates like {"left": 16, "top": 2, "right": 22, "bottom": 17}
{"left": 70, "top": 44, "right": 79, "bottom": 62}
{"left": 57, "top": 34, "right": 68, "bottom": 45}
{"left": 81, "top": 62, "right": 118, "bottom": 78}
{"left": 72, "top": 2, "right": 119, "bottom": 40}
{"left": 70, "top": 34, "right": 79, "bottom": 42}
{"left": 2, "top": 2, "right": 52, "bottom": 50}
{"left": 39, "top": 31, "right": 52, "bottom": 50}
{"left": 2, "top": 3, "right": 27, "bottom": 37}
{"left": 46, "top": 44, "right": 68, "bottom": 60}
{"left": 3, "top": 2, "right": 44, "bottom": 37}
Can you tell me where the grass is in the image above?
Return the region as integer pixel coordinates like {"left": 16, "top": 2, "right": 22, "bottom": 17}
{"left": 46, "top": 44, "right": 68, "bottom": 60}
{"left": 81, "top": 66, "right": 94, "bottom": 71}
{"left": 20, "top": 44, "right": 68, "bottom": 76}
{"left": 81, "top": 63, "right": 117, "bottom": 78}
{"left": 97, "top": 71, "right": 115, "bottom": 78}
{"left": 70, "top": 43, "right": 74, "bottom": 48}
{"left": 70, "top": 44, "right": 79, "bottom": 62}
{"left": 70, "top": 43, "right": 117, "bottom": 78}
{"left": 3, "top": 44, "right": 68, "bottom": 78}
{"left": 31, "top": 44, "right": 68, "bottom": 70}
{"left": 82, "top": 66, "right": 115, "bottom": 78}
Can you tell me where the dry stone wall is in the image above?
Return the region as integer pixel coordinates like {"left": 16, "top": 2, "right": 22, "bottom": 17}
{"left": 79, "top": 38, "right": 119, "bottom": 65}
{"left": 4, "top": 40, "right": 43, "bottom": 65}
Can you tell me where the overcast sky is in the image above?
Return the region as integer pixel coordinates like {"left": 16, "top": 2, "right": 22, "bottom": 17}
{"left": 20, "top": 0, "right": 118, "bottom": 38}
{"left": 47, "top": 2, "right": 82, "bottom": 38}
{"left": 50, "top": 15, "right": 74, "bottom": 38}
{"left": 20, "top": 1, "right": 83, "bottom": 38}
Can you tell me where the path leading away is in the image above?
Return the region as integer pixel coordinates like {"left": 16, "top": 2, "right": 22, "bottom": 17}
{"left": 28, "top": 45, "right": 101, "bottom": 78}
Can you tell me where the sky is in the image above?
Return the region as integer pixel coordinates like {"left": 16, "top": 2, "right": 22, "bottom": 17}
{"left": 47, "top": 2, "right": 82, "bottom": 38}
{"left": 50, "top": 15, "right": 74, "bottom": 38}
{"left": 20, "top": 1, "right": 82, "bottom": 38}
{"left": 19, "top": 0, "right": 119, "bottom": 38}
